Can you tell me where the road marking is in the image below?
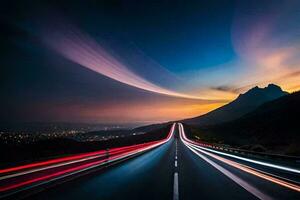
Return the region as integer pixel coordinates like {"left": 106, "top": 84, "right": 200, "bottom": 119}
{"left": 175, "top": 140, "right": 178, "bottom": 157}
{"left": 175, "top": 160, "right": 178, "bottom": 167}
{"left": 173, "top": 172, "right": 179, "bottom": 200}
{"left": 175, "top": 156, "right": 177, "bottom": 160}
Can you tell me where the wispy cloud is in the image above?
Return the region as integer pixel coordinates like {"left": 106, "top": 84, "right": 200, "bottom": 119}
{"left": 210, "top": 85, "right": 237, "bottom": 93}
{"left": 42, "top": 24, "right": 215, "bottom": 100}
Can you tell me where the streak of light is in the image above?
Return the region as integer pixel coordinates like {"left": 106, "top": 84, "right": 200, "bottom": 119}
{"left": 179, "top": 123, "right": 300, "bottom": 174}
{"left": 183, "top": 142, "right": 272, "bottom": 200}
{"left": 179, "top": 123, "right": 300, "bottom": 193}
{"left": 0, "top": 123, "right": 175, "bottom": 194}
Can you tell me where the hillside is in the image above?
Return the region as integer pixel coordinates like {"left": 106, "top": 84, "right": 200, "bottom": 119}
{"left": 188, "top": 91, "right": 300, "bottom": 155}
{"left": 183, "top": 84, "right": 288, "bottom": 126}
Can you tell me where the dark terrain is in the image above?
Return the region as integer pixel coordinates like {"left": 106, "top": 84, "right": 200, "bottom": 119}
{"left": 184, "top": 91, "right": 300, "bottom": 155}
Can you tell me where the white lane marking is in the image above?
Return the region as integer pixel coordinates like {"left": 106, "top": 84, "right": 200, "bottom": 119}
{"left": 173, "top": 172, "right": 179, "bottom": 200}
{"left": 184, "top": 143, "right": 273, "bottom": 200}
{"left": 175, "top": 160, "right": 178, "bottom": 167}
{"left": 175, "top": 156, "right": 178, "bottom": 160}
{"left": 175, "top": 141, "right": 178, "bottom": 157}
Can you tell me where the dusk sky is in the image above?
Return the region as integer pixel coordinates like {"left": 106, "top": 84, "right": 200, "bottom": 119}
{"left": 1, "top": 0, "right": 300, "bottom": 124}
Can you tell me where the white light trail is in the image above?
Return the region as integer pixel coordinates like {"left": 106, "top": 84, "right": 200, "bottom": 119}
{"left": 179, "top": 123, "right": 300, "bottom": 193}
{"left": 178, "top": 123, "right": 300, "bottom": 174}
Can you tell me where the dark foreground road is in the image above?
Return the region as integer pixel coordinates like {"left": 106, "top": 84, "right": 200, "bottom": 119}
{"left": 3, "top": 124, "right": 300, "bottom": 200}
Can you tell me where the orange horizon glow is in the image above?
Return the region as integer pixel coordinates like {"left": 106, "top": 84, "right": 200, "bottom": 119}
{"left": 22, "top": 80, "right": 300, "bottom": 124}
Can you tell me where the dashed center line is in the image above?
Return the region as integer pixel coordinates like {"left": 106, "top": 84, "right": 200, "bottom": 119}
{"left": 173, "top": 139, "right": 179, "bottom": 200}
{"left": 173, "top": 172, "right": 179, "bottom": 200}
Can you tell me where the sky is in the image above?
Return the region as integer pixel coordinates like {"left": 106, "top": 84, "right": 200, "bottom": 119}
{"left": 1, "top": 0, "right": 300, "bottom": 125}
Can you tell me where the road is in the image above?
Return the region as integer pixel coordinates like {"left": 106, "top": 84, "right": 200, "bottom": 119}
{"left": 2, "top": 123, "right": 300, "bottom": 200}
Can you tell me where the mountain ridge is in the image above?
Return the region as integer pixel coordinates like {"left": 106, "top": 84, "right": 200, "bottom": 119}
{"left": 183, "top": 84, "right": 288, "bottom": 126}
{"left": 191, "top": 90, "right": 300, "bottom": 155}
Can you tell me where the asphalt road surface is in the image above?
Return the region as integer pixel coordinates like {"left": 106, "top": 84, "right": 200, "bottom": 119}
{"left": 5, "top": 124, "right": 300, "bottom": 200}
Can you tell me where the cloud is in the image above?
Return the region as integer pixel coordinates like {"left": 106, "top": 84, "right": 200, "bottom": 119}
{"left": 210, "top": 85, "right": 237, "bottom": 93}
{"left": 42, "top": 23, "right": 212, "bottom": 100}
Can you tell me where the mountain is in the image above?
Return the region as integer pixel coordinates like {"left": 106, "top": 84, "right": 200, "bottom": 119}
{"left": 188, "top": 91, "right": 300, "bottom": 155}
{"left": 183, "top": 84, "right": 288, "bottom": 126}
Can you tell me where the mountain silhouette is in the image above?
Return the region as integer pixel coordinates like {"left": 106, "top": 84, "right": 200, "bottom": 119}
{"left": 183, "top": 84, "right": 288, "bottom": 126}
{"left": 196, "top": 91, "right": 300, "bottom": 155}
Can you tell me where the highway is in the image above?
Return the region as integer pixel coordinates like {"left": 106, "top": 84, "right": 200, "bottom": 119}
{"left": 1, "top": 123, "right": 300, "bottom": 200}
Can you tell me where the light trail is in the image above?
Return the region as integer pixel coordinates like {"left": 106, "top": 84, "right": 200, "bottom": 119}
{"left": 0, "top": 154, "right": 105, "bottom": 181}
{"left": 179, "top": 123, "right": 300, "bottom": 193}
{"left": 0, "top": 150, "right": 105, "bottom": 174}
{"left": 183, "top": 142, "right": 272, "bottom": 200}
{"left": 194, "top": 145, "right": 300, "bottom": 192}
{"left": 0, "top": 142, "right": 159, "bottom": 181}
{"left": 189, "top": 142, "right": 300, "bottom": 174}
{"left": 179, "top": 123, "right": 300, "bottom": 174}
{"left": 0, "top": 124, "right": 175, "bottom": 195}
{"left": 0, "top": 132, "right": 169, "bottom": 177}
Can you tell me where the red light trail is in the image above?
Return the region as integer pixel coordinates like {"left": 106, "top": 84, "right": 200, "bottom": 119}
{"left": 0, "top": 124, "right": 175, "bottom": 195}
